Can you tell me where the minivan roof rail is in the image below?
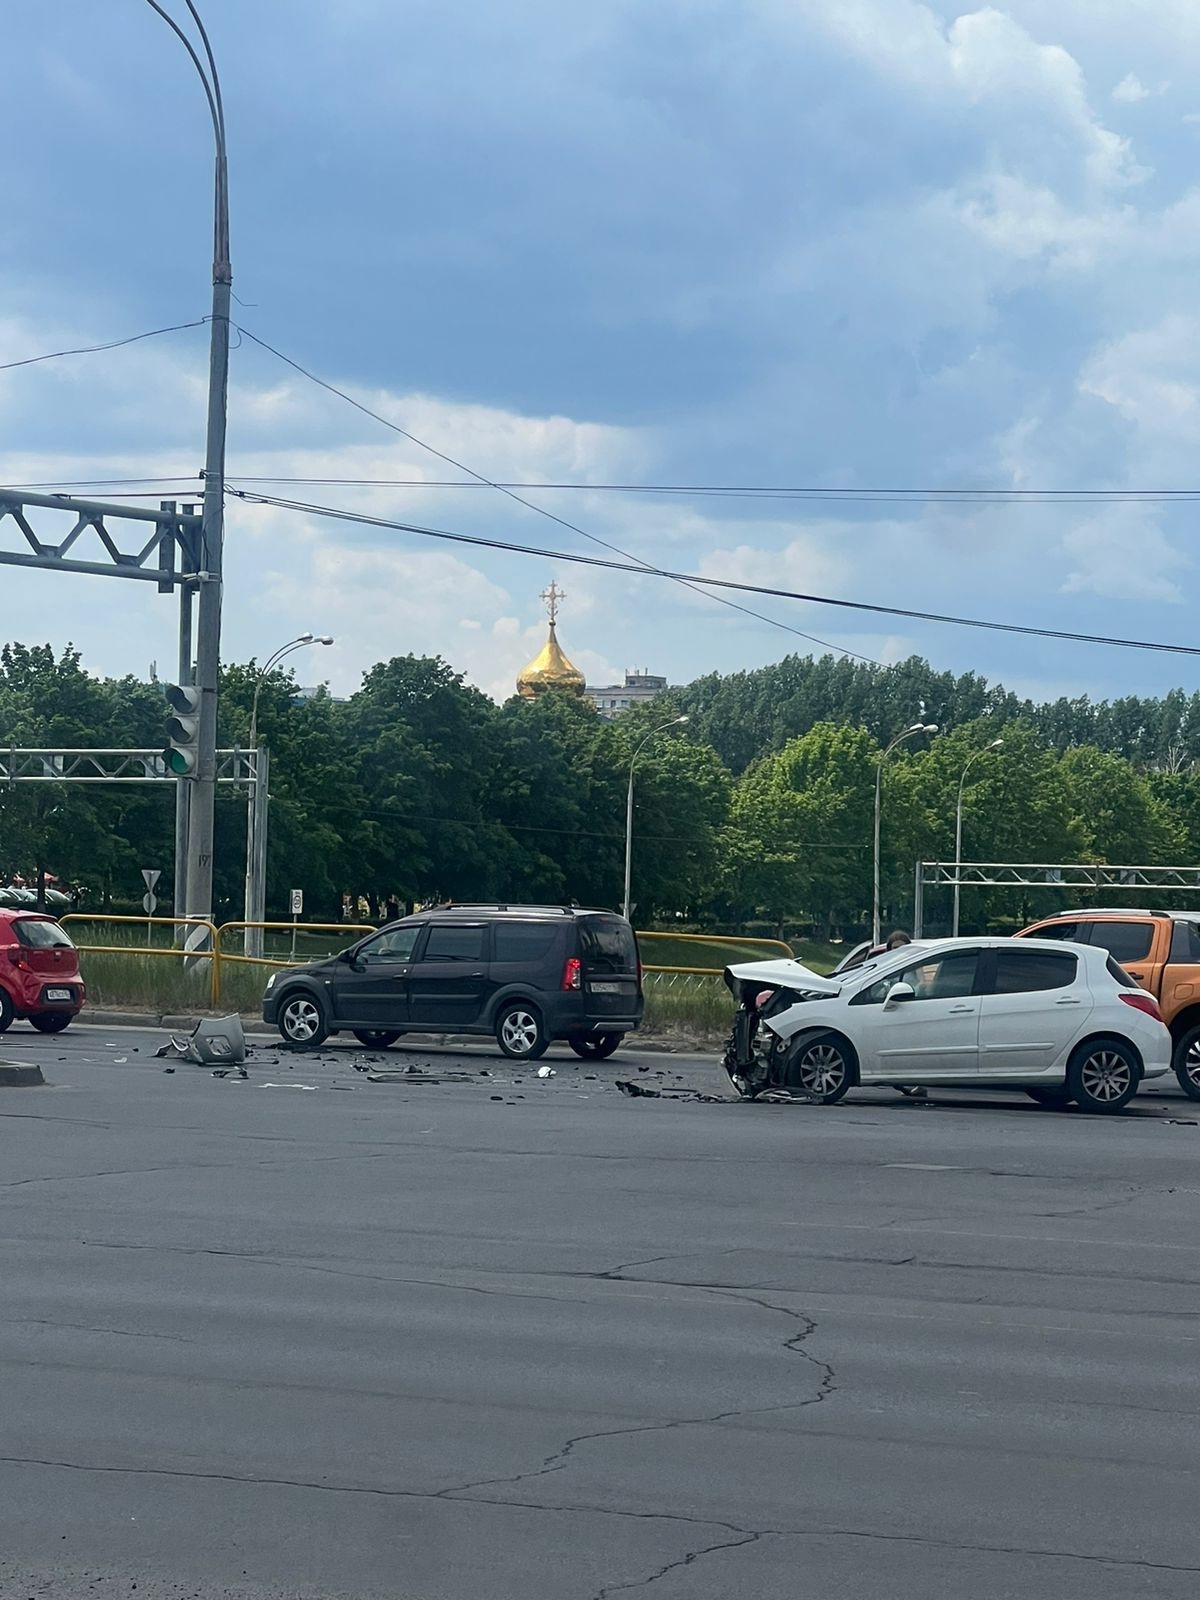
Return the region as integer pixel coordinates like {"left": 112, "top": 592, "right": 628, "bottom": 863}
{"left": 433, "top": 901, "right": 576, "bottom": 914}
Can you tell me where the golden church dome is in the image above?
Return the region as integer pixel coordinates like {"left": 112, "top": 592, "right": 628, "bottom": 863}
{"left": 516, "top": 582, "right": 586, "bottom": 699}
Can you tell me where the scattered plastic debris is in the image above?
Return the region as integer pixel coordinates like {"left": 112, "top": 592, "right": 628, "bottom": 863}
{"left": 259, "top": 1082, "right": 317, "bottom": 1090}
{"left": 616, "top": 1079, "right": 660, "bottom": 1098}
{"left": 155, "top": 1015, "right": 246, "bottom": 1067}
{"left": 536, "top": 1065, "right": 555, "bottom": 1079}
{"left": 162, "top": 1067, "right": 175, "bottom": 1075}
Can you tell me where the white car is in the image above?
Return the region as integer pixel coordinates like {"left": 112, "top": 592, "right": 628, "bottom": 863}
{"left": 721, "top": 936, "right": 1171, "bottom": 1113}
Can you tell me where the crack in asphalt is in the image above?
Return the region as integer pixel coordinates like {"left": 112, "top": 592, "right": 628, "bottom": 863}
{"left": 437, "top": 1273, "right": 838, "bottom": 1507}
{"left": 4, "top": 1454, "right": 1198, "bottom": 1589}
{"left": 1, "top": 1317, "right": 194, "bottom": 1344}
{"left": 591, "top": 1529, "right": 765, "bottom": 1599}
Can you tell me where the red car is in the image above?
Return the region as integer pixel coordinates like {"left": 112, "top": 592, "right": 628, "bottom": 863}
{"left": 0, "top": 910, "right": 86, "bottom": 1034}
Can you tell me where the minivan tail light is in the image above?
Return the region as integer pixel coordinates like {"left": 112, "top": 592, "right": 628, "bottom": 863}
{"left": 562, "top": 957, "right": 582, "bottom": 991}
{"left": 1120, "top": 991, "right": 1163, "bottom": 1022}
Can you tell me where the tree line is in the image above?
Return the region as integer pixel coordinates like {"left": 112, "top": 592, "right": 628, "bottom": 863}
{"left": 3, "top": 641, "right": 1200, "bottom": 935}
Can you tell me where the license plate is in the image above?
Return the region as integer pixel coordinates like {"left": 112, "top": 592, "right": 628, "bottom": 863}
{"left": 45, "top": 988, "right": 72, "bottom": 1001}
{"left": 590, "top": 981, "right": 621, "bottom": 994}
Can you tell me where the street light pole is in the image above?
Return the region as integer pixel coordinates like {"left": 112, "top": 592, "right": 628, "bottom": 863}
{"left": 873, "top": 722, "right": 939, "bottom": 945}
{"left": 144, "top": 2, "right": 229, "bottom": 941}
{"left": 243, "top": 634, "right": 333, "bottom": 954}
{"left": 953, "top": 738, "right": 1003, "bottom": 937}
{"left": 622, "top": 715, "right": 688, "bottom": 921}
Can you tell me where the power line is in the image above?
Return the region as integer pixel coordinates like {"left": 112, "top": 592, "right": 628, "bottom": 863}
{"left": 18, "top": 470, "right": 1200, "bottom": 505}
{"left": 0, "top": 318, "right": 207, "bottom": 373}
{"left": 231, "top": 487, "right": 1200, "bottom": 661}
{"left": 223, "top": 474, "right": 1200, "bottom": 505}
{"left": 231, "top": 322, "right": 882, "bottom": 666}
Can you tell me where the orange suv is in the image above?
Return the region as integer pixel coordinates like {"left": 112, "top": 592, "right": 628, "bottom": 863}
{"left": 1015, "top": 910, "right": 1200, "bottom": 1099}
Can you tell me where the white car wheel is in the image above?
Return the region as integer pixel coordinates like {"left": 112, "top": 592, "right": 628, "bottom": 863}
{"left": 788, "top": 1034, "right": 856, "bottom": 1103}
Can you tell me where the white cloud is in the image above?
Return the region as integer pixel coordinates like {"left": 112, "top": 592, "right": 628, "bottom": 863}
{"left": 1112, "top": 73, "right": 1159, "bottom": 104}
{"left": 1061, "top": 508, "right": 1186, "bottom": 603}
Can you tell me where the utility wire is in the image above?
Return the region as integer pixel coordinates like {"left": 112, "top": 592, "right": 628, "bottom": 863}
{"left": 0, "top": 319, "right": 207, "bottom": 373}
{"left": 223, "top": 474, "right": 1200, "bottom": 505}
{"left": 231, "top": 487, "right": 1200, "bottom": 660}
{"left": 230, "top": 322, "right": 881, "bottom": 665}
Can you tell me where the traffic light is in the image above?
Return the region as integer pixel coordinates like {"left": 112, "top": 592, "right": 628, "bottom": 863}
{"left": 164, "top": 684, "right": 201, "bottom": 776}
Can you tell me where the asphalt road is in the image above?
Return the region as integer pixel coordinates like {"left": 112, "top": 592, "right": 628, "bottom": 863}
{"left": 2, "top": 1021, "right": 1199, "bottom": 1599}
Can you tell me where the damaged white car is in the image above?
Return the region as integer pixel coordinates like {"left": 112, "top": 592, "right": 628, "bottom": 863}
{"left": 720, "top": 937, "right": 1171, "bottom": 1114}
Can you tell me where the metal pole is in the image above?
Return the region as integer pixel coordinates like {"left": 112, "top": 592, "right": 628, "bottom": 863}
{"left": 621, "top": 714, "right": 687, "bottom": 921}
{"left": 953, "top": 774, "right": 966, "bottom": 938}
{"left": 872, "top": 758, "right": 884, "bottom": 945}
{"left": 185, "top": 142, "right": 230, "bottom": 940}
{"left": 174, "top": 516, "right": 194, "bottom": 945}
{"left": 914, "top": 860, "right": 925, "bottom": 939}
{"left": 873, "top": 722, "right": 939, "bottom": 945}
{"left": 250, "top": 745, "right": 269, "bottom": 959}
{"left": 622, "top": 764, "right": 635, "bottom": 920}
{"left": 242, "top": 637, "right": 325, "bottom": 953}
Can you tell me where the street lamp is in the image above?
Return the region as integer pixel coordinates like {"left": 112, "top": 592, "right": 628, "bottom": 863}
{"left": 144, "top": 2, "right": 229, "bottom": 934}
{"left": 248, "top": 634, "right": 334, "bottom": 751}
{"left": 873, "top": 722, "right": 939, "bottom": 944}
{"left": 623, "top": 715, "right": 689, "bottom": 921}
{"left": 953, "top": 738, "right": 1003, "bottom": 937}
{"left": 243, "top": 634, "right": 333, "bottom": 953}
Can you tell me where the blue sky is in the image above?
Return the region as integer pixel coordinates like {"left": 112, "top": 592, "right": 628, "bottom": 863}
{"left": 4, "top": 0, "right": 1200, "bottom": 705}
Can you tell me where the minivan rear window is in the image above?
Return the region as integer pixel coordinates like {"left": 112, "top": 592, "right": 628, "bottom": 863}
{"left": 579, "top": 917, "right": 637, "bottom": 972}
{"left": 493, "top": 921, "right": 561, "bottom": 963}
{"left": 13, "top": 918, "right": 74, "bottom": 950}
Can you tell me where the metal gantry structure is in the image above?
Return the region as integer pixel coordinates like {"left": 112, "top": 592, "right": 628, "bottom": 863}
{"left": 0, "top": 1, "right": 232, "bottom": 946}
{"left": 913, "top": 860, "right": 1200, "bottom": 937}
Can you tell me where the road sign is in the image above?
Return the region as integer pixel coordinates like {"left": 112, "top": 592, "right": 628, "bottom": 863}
{"left": 290, "top": 888, "right": 303, "bottom": 916}
{"left": 141, "top": 868, "right": 161, "bottom": 891}
{"left": 142, "top": 892, "right": 157, "bottom": 915}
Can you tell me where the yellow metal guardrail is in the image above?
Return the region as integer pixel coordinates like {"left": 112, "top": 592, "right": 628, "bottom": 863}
{"left": 636, "top": 929, "right": 794, "bottom": 977}
{"left": 61, "top": 914, "right": 795, "bottom": 1007}
{"left": 63, "top": 913, "right": 222, "bottom": 1007}
{"left": 215, "top": 921, "right": 377, "bottom": 1005}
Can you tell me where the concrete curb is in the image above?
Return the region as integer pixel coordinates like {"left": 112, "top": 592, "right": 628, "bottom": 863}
{"left": 77, "top": 1009, "right": 717, "bottom": 1053}
{"left": 0, "top": 1062, "right": 46, "bottom": 1087}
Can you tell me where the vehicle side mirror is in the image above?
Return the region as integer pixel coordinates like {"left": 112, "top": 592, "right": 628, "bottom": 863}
{"left": 338, "top": 948, "right": 363, "bottom": 970}
{"left": 883, "top": 981, "right": 915, "bottom": 1009}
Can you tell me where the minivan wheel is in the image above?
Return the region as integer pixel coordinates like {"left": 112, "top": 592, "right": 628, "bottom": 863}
{"left": 278, "top": 993, "right": 329, "bottom": 1047}
{"left": 568, "top": 1034, "right": 622, "bottom": 1060}
{"left": 495, "top": 1003, "right": 548, "bottom": 1060}
{"left": 29, "top": 1013, "right": 72, "bottom": 1034}
{"left": 0, "top": 990, "right": 13, "bottom": 1034}
{"left": 352, "top": 1029, "right": 402, "bottom": 1049}
{"left": 786, "top": 1032, "right": 856, "bottom": 1104}
{"left": 1171, "top": 1025, "right": 1200, "bottom": 1101}
{"left": 1066, "top": 1037, "right": 1139, "bottom": 1113}
{"left": 1026, "top": 1085, "right": 1074, "bottom": 1109}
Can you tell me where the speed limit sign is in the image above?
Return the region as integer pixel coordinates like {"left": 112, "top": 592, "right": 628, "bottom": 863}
{"left": 290, "top": 888, "right": 303, "bottom": 916}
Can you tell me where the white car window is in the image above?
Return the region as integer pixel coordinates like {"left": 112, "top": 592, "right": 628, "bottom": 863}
{"left": 854, "top": 950, "right": 980, "bottom": 1006}
{"left": 991, "top": 949, "right": 1077, "bottom": 993}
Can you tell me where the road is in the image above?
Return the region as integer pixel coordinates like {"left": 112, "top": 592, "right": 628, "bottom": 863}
{"left": 2, "top": 1021, "right": 1199, "bottom": 1599}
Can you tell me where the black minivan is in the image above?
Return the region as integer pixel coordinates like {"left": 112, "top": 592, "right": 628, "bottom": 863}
{"left": 262, "top": 904, "right": 644, "bottom": 1060}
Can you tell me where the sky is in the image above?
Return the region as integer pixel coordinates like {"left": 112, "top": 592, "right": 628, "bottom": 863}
{"left": 4, "top": 0, "right": 1200, "bottom": 706}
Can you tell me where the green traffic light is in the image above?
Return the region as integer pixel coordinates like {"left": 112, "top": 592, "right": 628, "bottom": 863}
{"left": 164, "top": 748, "right": 195, "bottom": 776}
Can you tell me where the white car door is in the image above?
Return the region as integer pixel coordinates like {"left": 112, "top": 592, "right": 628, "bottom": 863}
{"left": 848, "top": 948, "right": 983, "bottom": 1079}
{"left": 976, "top": 946, "right": 1091, "bottom": 1075}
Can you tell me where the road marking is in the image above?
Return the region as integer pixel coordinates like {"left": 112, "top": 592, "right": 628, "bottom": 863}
{"left": 883, "top": 1162, "right": 961, "bottom": 1171}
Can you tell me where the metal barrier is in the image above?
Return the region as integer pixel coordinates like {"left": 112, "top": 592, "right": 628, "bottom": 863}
{"left": 214, "top": 921, "right": 378, "bottom": 1005}
{"left": 636, "top": 930, "right": 794, "bottom": 977}
{"left": 58, "top": 914, "right": 795, "bottom": 1011}
{"left": 63, "top": 914, "right": 222, "bottom": 1008}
